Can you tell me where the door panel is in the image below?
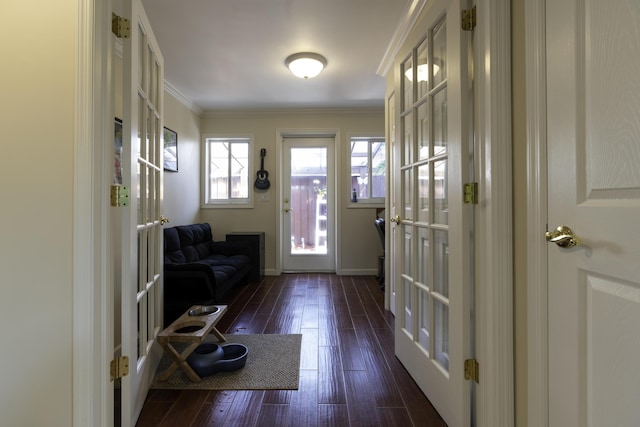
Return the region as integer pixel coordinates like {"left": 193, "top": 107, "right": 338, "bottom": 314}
{"left": 388, "top": 92, "right": 398, "bottom": 314}
{"left": 119, "top": 0, "right": 164, "bottom": 425}
{"left": 282, "top": 137, "right": 335, "bottom": 272}
{"left": 547, "top": 0, "right": 640, "bottom": 425}
{"left": 392, "top": 0, "right": 473, "bottom": 425}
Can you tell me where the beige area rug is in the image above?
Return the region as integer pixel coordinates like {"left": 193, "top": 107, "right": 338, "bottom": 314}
{"left": 151, "top": 334, "right": 302, "bottom": 390}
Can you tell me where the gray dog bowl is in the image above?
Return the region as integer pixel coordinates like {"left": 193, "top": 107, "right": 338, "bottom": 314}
{"left": 187, "top": 343, "right": 249, "bottom": 377}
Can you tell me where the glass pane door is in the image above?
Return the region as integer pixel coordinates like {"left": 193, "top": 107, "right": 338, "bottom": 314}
{"left": 282, "top": 137, "right": 335, "bottom": 272}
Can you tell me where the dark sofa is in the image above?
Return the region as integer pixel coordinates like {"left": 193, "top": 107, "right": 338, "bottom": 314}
{"left": 163, "top": 223, "right": 252, "bottom": 325}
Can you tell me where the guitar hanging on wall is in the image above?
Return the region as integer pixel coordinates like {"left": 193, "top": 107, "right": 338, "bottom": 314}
{"left": 254, "top": 148, "right": 270, "bottom": 190}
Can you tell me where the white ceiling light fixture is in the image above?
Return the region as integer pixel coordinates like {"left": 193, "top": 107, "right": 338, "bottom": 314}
{"left": 285, "top": 52, "right": 327, "bottom": 79}
{"left": 405, "top": 63, "right": 441, "bottom": 82}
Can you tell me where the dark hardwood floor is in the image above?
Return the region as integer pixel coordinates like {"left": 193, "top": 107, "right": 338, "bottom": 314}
{"left": 135, "top": 274, "right": 446, "bottom": 426}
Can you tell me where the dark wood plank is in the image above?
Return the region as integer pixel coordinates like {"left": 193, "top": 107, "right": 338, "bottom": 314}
{"left": 288, "top": 369, "right": 319, "bottom": 427}
{"left": 263, "top": 389, "right": 292, "bottom": 405}
{"left": 135, "top": 401, "right": 172, "bottom": 427}
{"left": 333, "top": 303, "right": 353, "bottom": 329}
{"left": 337, "top": 328, "right": 365, "bottom": 371}
{"left": 318, "top": 404, "right": 349, "bottom": 427}
{"left": 300, "top": 328, "right": 319, "bottom": 370}
{"left": 225, "top": 301, "right": 260, "bottom": 334}
{"left": 341, "top": 277, "right": 367, "bottom": 317}
{"left": 318, "top": 346, "right": 346, "bottom": 404}
{"left": 301, "top": 302, "right": 319, "bottom": 329}
{"left": 264, "top": 294, "right": 304, "bottom": 334}
{"left": 157, "top": 390, "right": 207, "bottom": 427}
{"left": 376, "top": 407, "right": 414, "bottom": 427}
{"left": 363, "top": 302, "right": 390, "bottom": 330}
{"left": 222, "top": 390, "right": 264, "bottom": 427}
{"left": 255, "top": 404, "right": 290, "bottom": 426}
{"left": 343, "top": 370, "right": 380, "bottom": 426}
{"left": 191, "top": 400, "right": 232, "bottom": 426}
{"left": 318, "top": 296, "right": 340, "bottom": 347}
{"left": 355, "top": 326, "right": 404, "bottom": 407}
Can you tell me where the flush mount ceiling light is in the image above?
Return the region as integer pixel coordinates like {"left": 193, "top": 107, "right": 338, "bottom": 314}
{"left": 405, "top": 63, "right": 441, "bottom": 82}
{"left": 285, "top": 52, "right": 327, "bottom": 79}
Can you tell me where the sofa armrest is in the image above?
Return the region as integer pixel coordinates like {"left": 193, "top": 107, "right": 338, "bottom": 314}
{"left": 164, "top": 262, "right": 217, "bottom": 295}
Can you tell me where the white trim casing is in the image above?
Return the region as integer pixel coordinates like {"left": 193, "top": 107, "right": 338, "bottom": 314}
{"left": 74, "top": 0, "right": 113, "bottom": 426}
{"left": 525, "top": 0, "right": 549, "bottom": 425}
{"left": 474, "top": 0, "right": 515, "bottom": 425}
{"left": 377, "top": 0, "right": 428, "bottom": 76}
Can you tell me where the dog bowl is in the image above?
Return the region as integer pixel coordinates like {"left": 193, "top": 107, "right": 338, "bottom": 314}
{"left": 170, "top": 320, "right": 206, "bottom": 334}
{"left": 187, "top": 343, "right": 249, "bottom": 377}
{"left": 188, "top": 305, "right": 220, "bottom": 316}
{"left": 185, "top": 343, "right": 224, "bottom": 375}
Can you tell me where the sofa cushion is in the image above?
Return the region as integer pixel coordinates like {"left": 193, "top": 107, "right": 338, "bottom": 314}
{"left": 177, "top": 223, "right": 214, "bottom": 262}
{"left": 164, "top": 227, "right": 186, "bottom": 264}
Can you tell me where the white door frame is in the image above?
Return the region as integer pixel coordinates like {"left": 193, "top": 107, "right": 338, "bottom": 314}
{"left": 525, "top": 0, "right": 550, "bottom": 425}
{"left": 74, "top": 0, "right": 113, "bottom": 426}
{"left": 275, "top": 129, "right": 341, "bottom": 275}
{"left": 381, "top": 0, "right": 514, "bottom": 424}
{"left": 473, "top": 1, "right": 514, "bottom": 424}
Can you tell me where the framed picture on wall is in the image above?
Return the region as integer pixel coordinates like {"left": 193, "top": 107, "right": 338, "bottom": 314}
{"left": 163, "top": 127, "right": 178, "bottom": 172}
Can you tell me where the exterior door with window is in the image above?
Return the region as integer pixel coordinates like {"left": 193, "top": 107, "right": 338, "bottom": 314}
{"left": 546, "top": 0, "right": 640, "bottom": 425}
{"left": 118, "top": 0, "right": 164, "bottom": 424}
{"left": 391, "top": 0, "right": 473, "bottom": 425}
{"left": 282, "top": 136, "right": 335, "bottom": 272}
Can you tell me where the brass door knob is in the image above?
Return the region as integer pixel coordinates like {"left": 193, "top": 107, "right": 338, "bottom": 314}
{"left": 160, "top": 215, "right": 170, "bottom": 225}
{"left": 545, "top": 225, "right": 580, "bottom": 248}
{"left": 390, "top": 215, "right": 401, "bottom": 223}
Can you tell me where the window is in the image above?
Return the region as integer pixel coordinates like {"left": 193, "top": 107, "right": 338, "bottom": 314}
{"left": 349, "top": 136, "right": 386, "bottom": 203}
{"left": 203, "top": 136, "right": 252, "bottom": 207}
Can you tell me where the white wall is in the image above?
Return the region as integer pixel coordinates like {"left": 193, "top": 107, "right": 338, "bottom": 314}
{"left": 199, "top": 110, "right": 385, "bottom": 274}
{"left": 0, "top": 1, "right": 75, "bottom": 425}
{"left": 162, "top": 93, "right": 202, "bottom": 226}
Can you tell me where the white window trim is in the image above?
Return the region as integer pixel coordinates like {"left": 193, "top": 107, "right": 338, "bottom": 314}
{"left": 346, "top": 132, "right": 386, "bottom": 208}
{"left": 201, "top": 134, "right": 254, "bottom": 209}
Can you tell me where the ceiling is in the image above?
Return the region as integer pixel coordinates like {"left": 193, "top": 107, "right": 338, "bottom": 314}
{"left": 140, "top": 0, "right": 412, "bottom": 112}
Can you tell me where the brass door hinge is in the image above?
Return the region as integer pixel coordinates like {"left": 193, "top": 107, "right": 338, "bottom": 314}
{"left": 464, "top": 358, "right": 479, "bottom": 383}
{"left": 112, "top": 13, "right": 131, "bottom": 39}
{"left": 462, "top": 6, "right": 477, "bottom": 31}
{"left": 110, "top": 356, "right": 129, "bottom": 381}
{"left": 111, "top": 185, "right": 129, "bottom": 207}
{"left": 463, "top": 182, "right": 478, "bottom": 205}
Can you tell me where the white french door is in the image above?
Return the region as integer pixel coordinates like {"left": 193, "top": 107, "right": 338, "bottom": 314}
{"left": 392, "top": 0, "right": 473, "bottom": 425}
{"left": 388, "top": 92, "right": 398, "bottom": 314}
{"left": 118, "top": 0, "right": 164, "bottom": 425}
{"left": 546, "top": 0, "right": 640, "bottom": 425}
{"left": 281, "top": 136, "right": 336, "bottom": 272}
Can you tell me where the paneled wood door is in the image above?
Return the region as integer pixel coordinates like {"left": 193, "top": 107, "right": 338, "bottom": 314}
{"left": 546, "top": 0, "right": 640, "bottom": 425}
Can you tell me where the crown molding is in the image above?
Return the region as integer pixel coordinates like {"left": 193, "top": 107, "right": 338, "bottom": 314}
{"left": 201, "top": 107, "right": 384, "bottom": 119}
{"left": 377, "top": 0, "right": 428, "bottom": 77}
{"left": 164, "top": 79, "right": 203, "bottom": 116}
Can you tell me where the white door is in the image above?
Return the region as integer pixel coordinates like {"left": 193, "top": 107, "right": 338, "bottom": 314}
{"left": 281, "top": 136, "right": 336, "bottom": 272}
{"left": 119, "top": 0, "right": 165, "bottom": 425}
{"left": 392, "top": 0, "right": 473, "bottom": 425}
{"left": 546, "top": 0, "right": 640, "bottom": 425}
{"left": 388, "top": 92, "right": 398, "bottom": 314}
